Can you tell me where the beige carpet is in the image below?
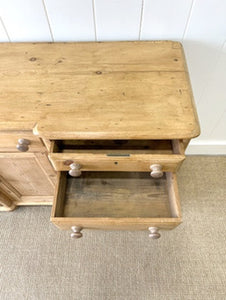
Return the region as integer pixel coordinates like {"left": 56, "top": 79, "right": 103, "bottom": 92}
{"left": 0, "top": 156, "right": 226, "bottom": 300}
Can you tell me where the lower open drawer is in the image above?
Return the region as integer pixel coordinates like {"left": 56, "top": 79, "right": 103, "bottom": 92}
{"left": 51, "top": 171, "right": 182, "bottom": 234}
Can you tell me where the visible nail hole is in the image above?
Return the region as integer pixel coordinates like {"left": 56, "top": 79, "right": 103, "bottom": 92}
{"left": 96, "top": 71, "right": 102, "bottom": 75}
{"left": 114, "top": 162, "right": 118, "bottom": 165}
{"left": 174, "top": 59, "right": 178, "bottom": 61}
{"left": 64, "top": 160, "right": 74, "bottom": 166}
{"left": 46, "top": 104, "right": 51, "bottom": 106}
{"left": 29, "top": 57, "right": 37, "bottom": 61}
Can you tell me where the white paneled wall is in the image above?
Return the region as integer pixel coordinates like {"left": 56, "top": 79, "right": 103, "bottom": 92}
{"left": 95, "top": 0, "right": 142, "bottom": 40}
{"left": 196, "top": 42, "right": 226, "bottom": 139}
{"left": 0, "top": 0, "right": 225, "bottom": 154}
{"left": 44, "top": 0, "right": 96, "bottom": 41}
{"left": 141, "top": 0, "right": 193, "bottom": 41}
{"left": 182, "top": 0, "right": 226, "bottom": 154}
{"left": 183, "top": 0, "right": 226, "bottom": 102}
{"left": 0, "top": 0, "right": 52, "bottom": 41}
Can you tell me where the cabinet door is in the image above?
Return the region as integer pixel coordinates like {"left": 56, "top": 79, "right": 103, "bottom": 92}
{"left": 0, "top": 152, "right": 56, "bottom": 208}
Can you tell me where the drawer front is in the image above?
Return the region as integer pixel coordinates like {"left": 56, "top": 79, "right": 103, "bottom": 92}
{"left": 49, "top": 153, "right": 185, "bottom": 172}
{"left": 51, "top": 171, "right": 182, "bottom": 233}
{"left": 0, "top": 131, "right": 46, "bottom": 152}
{"left": 49, "top": 139, "right": 185, "bottom": 172}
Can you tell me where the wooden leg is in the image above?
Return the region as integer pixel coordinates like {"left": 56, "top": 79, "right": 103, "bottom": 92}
{"left": 0, "top": 191, "right": 16, "bottom": 211}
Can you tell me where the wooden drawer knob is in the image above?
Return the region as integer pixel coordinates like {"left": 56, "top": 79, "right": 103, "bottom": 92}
{"left": 16, "top": 138, "right": 30, "bottom": 152}
{"left": 69, "top": 163, "right": 82, "bottom": 177}
{"left": 148, "top": 227, "right": 161, "bottom": 239}
{"left": 71, "top": 226, "right": 83, "bottom": 239}
{"left": 150, "top": 164, "right": 163, "bottom": 178}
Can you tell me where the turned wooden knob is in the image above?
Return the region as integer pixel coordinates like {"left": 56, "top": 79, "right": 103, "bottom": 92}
{"left": 148, "top": 227, "right": 161, "bottom": 239}
{"left": 71, "top": 226, "right": 83, "bottom": 239}
{"left": 16, "top": 138, "right": 30, "bottom": 152}
{"left": 150, "top": 164, "right": 163, "bottom": 178}
{"left": 69, "top": 162, "right": 82, "bottom": 177}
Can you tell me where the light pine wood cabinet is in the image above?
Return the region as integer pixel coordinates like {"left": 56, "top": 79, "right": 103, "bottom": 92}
{"left": 0, "top": 41, "right": 200, "bottom": 239}
{"left": 0, "top": 132, "right": 56, "bottom": 211}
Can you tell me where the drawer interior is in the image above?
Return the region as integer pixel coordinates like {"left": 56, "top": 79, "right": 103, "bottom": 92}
{"left": 53, "top": 171, "right": 180, "bottom": 220}
{"left": 52, "top": 139, "right": 174, "bottom": 154}
{"left": 49, "top": 140, "right": 185, "bottom": 173}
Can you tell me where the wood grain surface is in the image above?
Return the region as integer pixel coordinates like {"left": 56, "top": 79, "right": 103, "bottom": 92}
{"left": 0, "top": 41, "right": 200, "bottom": 139}
{"left": 64, "top": 172, "right": 171, "bottom": 218}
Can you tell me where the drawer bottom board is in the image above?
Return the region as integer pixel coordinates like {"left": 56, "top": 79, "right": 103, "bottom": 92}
{"left": 64, "top": 172, "right": 170, "bottom": 218}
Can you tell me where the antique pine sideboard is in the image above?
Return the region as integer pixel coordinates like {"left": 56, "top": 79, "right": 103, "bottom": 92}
{"left": 0, "top": 41, "right": 200, "bottom": 239}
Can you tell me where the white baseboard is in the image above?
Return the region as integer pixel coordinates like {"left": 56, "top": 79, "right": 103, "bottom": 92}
{"left": 186, "top": 140, "right": 226, "bottom": 155}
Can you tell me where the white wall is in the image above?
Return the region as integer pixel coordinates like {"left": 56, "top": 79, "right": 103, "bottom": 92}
{"left": 0, "top": 0, "right": 225, "bottom": 154}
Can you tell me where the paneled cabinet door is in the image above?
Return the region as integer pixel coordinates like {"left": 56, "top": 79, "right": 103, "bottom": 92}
{"left": 0, "top": 152, "right": 56, "bottom": 210}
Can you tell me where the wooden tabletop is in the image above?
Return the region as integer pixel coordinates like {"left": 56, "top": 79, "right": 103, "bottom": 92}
{"left": 0, "top": 41, "right": 200, "bottom": 139}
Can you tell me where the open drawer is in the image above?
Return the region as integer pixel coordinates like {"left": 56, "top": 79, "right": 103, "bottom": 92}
{"left": 49, "top": 139, "right": 185, "bottom": 173}
{"left": 51, "top": 171, "right": 182, "bottom": 239}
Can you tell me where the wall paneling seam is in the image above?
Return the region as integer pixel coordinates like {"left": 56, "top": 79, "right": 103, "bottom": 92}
{"left": 208, "top": 42, "right": 226, "bottom": 137}
{"left": 138, "top": 0, "right": 145, "bottom": 40}
{"left": 0, "top": 16, "right": 11, "bottom": 42}
{"left": 42, "top": 0, "right": 54, "bottom": 42}
{"left": 196, "top": 44, "right": 224, "bottom": 106}
{"left": 209, "top": 108, "right": 226, "bottom": 138}
{"left": 198, "top": 40, "right": 226, "bottom": 108}
{"left": 182, "top": 0, "right": 195, "bottom": 42}
{"left": 92, "top": 0, "right": 97, "bottom": 41}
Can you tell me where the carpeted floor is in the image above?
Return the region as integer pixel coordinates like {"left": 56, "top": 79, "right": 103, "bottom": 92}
{"left": 0, "top": 156, "right": 226, "bottom": 300}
